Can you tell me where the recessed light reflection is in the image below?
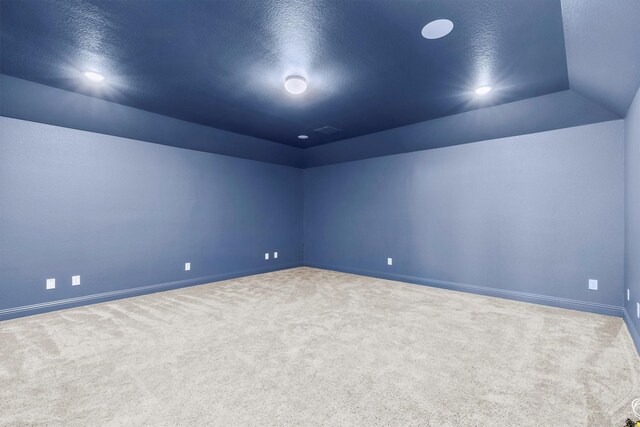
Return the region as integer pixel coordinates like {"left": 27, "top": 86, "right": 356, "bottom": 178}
{"left": 474, "top": 85, "right": 492, "bottom": 96}
{"left": 83, "top": 71, "right": 105, "bottom": 82}
{"left": 285, "top": 76, "right": 307, "bottom": 95}
{"left": 298, "top": 135, "right": 309, "bottom": 140}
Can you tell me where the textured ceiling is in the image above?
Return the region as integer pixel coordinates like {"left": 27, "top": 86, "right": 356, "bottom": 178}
{"left": 1, "top": 0, "right": 570, "bottom": 147}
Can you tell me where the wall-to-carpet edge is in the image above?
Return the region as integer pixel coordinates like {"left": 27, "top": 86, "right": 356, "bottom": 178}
{"left": 305, "top": 264, "right": 623, "bottom": 318}
{"left": 624, "top": 309, "right": 640, "bottom": 354}
{"left": 624, "top": 82, "right": 640, "bottom": 355}
{"left": 0, "top": 264, "right": 301, "bottom": 321}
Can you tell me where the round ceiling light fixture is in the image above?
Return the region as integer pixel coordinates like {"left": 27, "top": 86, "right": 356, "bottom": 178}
{"left": 298, "top": 135, "right": 309, "bottom": 140}
{"left": 474, "top": 85, "right": 492, "bottom": 96}
{"left": 284, "top": 76, "right": 307, "bottom": 95}
{"left": 83, "top": 71, "right": 105, "bottom": 82}
{"left": 421, "top": 19, "right": 454, "bottom": 39}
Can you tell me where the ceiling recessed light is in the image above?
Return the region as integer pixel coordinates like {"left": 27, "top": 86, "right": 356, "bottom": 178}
{"left": 284, "top": 76, "right": 307, "bottom": 95}
{"left": 83, "top": 71, "right": 105, "bottom": 82}
{"left": 474, "top": 85, "right": 492, "bottom": 96}
{"left": 421, "top": 19, "right": 454, "bottom": 39}
{"left": 298, "top": 135, "right": 309, "bottom": 140}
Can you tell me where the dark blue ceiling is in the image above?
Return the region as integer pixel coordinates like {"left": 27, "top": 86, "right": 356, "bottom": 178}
{"left": 0, "top": 0, "right": 569, "bottom": 147}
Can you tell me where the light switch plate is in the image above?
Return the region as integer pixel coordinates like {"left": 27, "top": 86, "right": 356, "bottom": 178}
{"left": 46, "top": 278, "right": 55, "bottom": 290}
{"left": 588, "top": 279, "right": 598, "bottom": 291}
{"left": 387, "top": 257, "right": 393, "bottom": 266}
{"left": 265, "top": 253, "right": 269, "bottom": 260}
{"left": 185, "top": 262, "right": 191, "bottom": 271}
{"left": 274, "top": 252, "right": 278, "bottom": 259}
{"left": 72, "top": 275, "right": 81, "bottom": 286}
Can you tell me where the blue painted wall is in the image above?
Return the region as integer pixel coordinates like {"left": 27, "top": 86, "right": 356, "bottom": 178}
{"left": 0, "top": 117, "right": 303, "bottom": 318}
{"left": 0, "top": 85, "right": 631, "bottom": 339}
{"left": 304, "top": 121, "right": 624, "bottom": 315}
{"left": 625, "top": 85, "right": 640, "bottom": 351}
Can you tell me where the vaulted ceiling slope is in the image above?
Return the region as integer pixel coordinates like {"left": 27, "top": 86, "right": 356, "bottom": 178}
{"left": 303, "top": 89, "right": 619, "bottom": 167}
{"left": 1, "top": 0, "right": 639, "bottom": 163}
{"left": 0, "top": 75, "right": 303, "bottom": 167}
{"left": 561, "top": 0, "right": 640, "bottom": 117}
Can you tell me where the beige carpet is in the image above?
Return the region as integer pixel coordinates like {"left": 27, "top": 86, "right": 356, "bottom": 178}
{"left": 1, "top": 267, "right": 639, "bottom": 426}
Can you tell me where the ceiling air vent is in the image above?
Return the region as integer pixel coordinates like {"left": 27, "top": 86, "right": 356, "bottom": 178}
{"left": 314, "top": 126, "right": 342, "bottom": 135}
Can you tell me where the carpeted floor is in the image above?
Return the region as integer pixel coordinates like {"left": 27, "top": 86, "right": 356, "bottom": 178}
{"left": 1, "top": 267, "right": 639, "bottom": 426}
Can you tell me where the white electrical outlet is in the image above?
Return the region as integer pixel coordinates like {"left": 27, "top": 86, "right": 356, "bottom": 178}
{"left": 274, "top": 252, "right": 278, "bottom": 259}
{"left": 46, "top": 278, "right": 55, "bottom": 290}
{"left": 387, "top": 257, "right": 393, "bottom": 266}
{"left": 185, "top": 262, "right": 191, "bottom": 271}
{"left": 265, "top": 253, "right": 269, "bottom": 260}
{"left": 72, "top": 275, "right": 81, "bottom": 286}
{"left": 628, "top": 289, "right": 631, "bottom": 301}
{"left": 588, "top": 279, "right": 598, "bottom": 291}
